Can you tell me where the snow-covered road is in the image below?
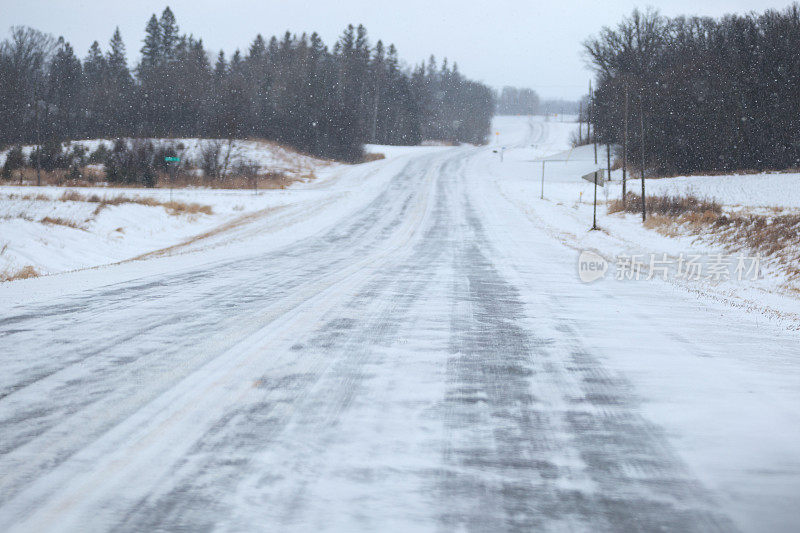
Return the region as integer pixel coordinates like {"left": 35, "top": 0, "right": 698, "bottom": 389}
{"left": 1, "top": 118, "right": 799, "bottom": 532}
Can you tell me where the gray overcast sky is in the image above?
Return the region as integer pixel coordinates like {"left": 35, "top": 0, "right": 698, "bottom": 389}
{"left": 1, "top": 0, "right": 792, "bottom": 99}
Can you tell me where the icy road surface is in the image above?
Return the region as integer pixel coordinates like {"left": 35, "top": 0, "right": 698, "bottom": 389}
{"left": 1, "top": 117, "right": 799, "bottom": 532}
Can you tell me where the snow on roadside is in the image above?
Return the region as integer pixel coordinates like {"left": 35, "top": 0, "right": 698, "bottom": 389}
{"left": 0, "top": 142, "right": 446, "bottom": 280}
{"left": 364, "top": 144, "right": 450, "bottom": 159}
{"left": 482, "top": 117, "right": 800, "bottom": 531}
{"left": 488, "top": 116, "right": 800, "bottom": 327}
{"left": 0, "top": 186, "right": 274, "bottom": 276}
{"left": 0, "top": 137, "right": 344, "bottom": 278}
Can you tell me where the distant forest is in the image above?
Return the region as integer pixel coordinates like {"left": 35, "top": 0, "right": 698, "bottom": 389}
{"left": 495, "top": 86, "right": 579, "bottom": 116}
{"left": 0, "top": 7, "right": 495, "bottom": 162}
{"left": 495, "top": 87, "right": 539, "bottom": 115}
{"left": 586, "top": 5, "right": 800, "bottom": 174}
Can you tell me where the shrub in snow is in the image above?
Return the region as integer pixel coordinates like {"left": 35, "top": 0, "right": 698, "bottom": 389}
{"left": 1, "top": 145, "right": 25, "bottom": 179}
{"left": 105, "top": 139, "right": 158, "bottom": 187}
{"left": 200, "top": 140, "right": 223, "bottom": 180}
{"left": 28, "top": 140, "right": 65, "bottom": 172}
{"left": 88, "top": 144, "right": 110, "bottom": 164}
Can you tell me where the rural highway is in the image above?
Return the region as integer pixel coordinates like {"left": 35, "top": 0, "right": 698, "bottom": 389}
{"left": 1, "top": 118, "right": 798, "bottom": 532}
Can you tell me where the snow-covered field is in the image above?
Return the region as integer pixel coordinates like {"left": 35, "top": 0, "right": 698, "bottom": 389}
{"left": 0, "top": 184, "right": 327, "bottom": 277}
{"left": 645, "top": 172, "right": 800, "bottom": 211}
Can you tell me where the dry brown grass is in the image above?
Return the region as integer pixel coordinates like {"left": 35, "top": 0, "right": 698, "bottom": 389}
{"left": 59, "top": 190, "right": 85, "bottom": 202}
{"left": 608, "top": 192, "right": 722, "bottom": 217}
{"left": 0, "top": 265, "right": 40, "bottom": 282}
{"left": 166, "top": 169, "right": 307, "bottom": 190}
{"left": 40, "top": 216, "right": 82, "bottom": 229}
{"left": 2, "top": 192, "right": 51, "bottom": 201}
{"left": 612, "top": 192, "right": 800, "bottom": 276}
{"left": 48, "top": 189, "right": 213, "bottom": 217}
{"left": 2, "top": 187, "right": 214, "bottom": 217}
{"left": 3, "top": 167, "right": 105, "bottom": 186}
{"left": 712, "top": 212, "right": 800, "bottom": 262}
{"left": 639, "top": 213, "right": 687, "bottom": 238}
{"left": 96, "top": 194, "right": 159, "bottom": 207}
{"left": 607, "top": 195, "right": 632, "bottom": 215}
{"left": 362, "top": 153, "right": 386, "bottom": 163}
{"left": 1, "top": 165, "right": 296, "bottom": 190}
{"left": 162, "top": 201, "right": 213, "bottom": 216}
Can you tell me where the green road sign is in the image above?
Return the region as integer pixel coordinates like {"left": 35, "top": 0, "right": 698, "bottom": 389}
{"left": 164, "top": 156, "right": 180, "bottom": 162}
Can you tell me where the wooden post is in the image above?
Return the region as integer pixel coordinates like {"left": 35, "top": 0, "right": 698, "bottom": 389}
{"left": 639, "top": 93, "right": 646, "bottom": 222}
{"left": 590, "top": 80, "right": 597, "bottom": 164}
{"left": 540, "top": 160, "right": 545, "bottom": 199}
{"left": 34, "top": 82, "right": 41, "bottom": 187}
{"left": 622, "top": 81, "right": 628, "bottom": 207}
{"left": 592, "top": 172, "right": 598, "bottom": 230}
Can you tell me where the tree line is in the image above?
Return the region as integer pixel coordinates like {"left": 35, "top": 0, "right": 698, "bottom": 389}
{"left": 494, "top": 87, "right": 581, "bottom": 116}
{"left": 496, "top": 87, "right": 540, "bottom": 115}
{"left": 0, "top": 7, "right": 495, "bottom": 164}
{"left": 585, "top": 4, "right": 800, "bottom": 175}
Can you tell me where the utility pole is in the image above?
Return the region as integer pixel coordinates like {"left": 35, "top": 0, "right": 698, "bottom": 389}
{"left": 639, "top": 91, "right": 647, "bottom": 222}
{"left": 587, "top": 83, "right": 591, "bottom": 145}
{"left": 34, "top": 81, "right": 42, "bottom": 187}
{"left": 622, "top": 80, "right": 629, "bottom": 207}
{"left": 606, "top": 143, "right": 611, "bottom": 182}
{"left": 590, "top": 80, "right": 597, "bottom": 164}
{"left": 578, "top": 101, "right": 583, "bottom": 144}
{"left": 592, "top": 172, "right": 598, "bottom": 230}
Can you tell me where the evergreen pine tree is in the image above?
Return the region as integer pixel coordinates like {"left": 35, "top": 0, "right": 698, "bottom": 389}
{"left": 107, "top": 28, "right": 127, "bottom": 74}
{"left": 140, "top": 14, "right": 161, "bottom": 71}
{"left": 48, "top": 38, "right": 83, "bottom": 138}
{"left": 83, "top": 41, "right": 106, "bottom": 135}
{"left": 106, "top": 27, "right": 133, "bottom": 135}
{"left": 159, "top": 7, "right": 179, "bottom": 61}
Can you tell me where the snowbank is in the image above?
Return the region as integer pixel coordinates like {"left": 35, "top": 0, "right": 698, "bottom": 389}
{"left": 0, "top": 187, "right": 273, "bottom": 276}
